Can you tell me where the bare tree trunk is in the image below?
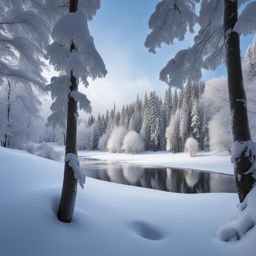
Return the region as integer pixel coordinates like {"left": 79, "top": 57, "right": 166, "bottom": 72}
{"left": 224, "top": 0, "right": 255, "bottom": 202}
{"left": 3, "top": 80, "right": 11, "bottom": 148}
{"left": 58, "top": 0, "right": 79, "bottom": 223}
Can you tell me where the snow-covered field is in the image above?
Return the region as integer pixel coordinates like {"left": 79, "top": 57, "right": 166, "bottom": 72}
{"left": 79, "top": 150, "right": 233, "bottom": 175}
{"left": 1, "top": 146, "right": 255, "bottom": 256}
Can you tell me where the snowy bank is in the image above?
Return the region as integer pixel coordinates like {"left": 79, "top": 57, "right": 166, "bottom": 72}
{"left": 1, "top": 147, "right": 255, "bottom": 256}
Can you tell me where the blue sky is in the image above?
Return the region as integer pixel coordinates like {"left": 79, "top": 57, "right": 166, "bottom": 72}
{"left": 85, "top": 0, "right": 254, "bottom": 115}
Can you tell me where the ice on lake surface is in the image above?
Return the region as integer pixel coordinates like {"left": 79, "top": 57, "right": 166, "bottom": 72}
{"left": 80, "top": 159, "right": 237, "bottom": 193}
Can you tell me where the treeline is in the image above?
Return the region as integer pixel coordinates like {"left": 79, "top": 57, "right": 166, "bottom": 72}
{"left": 76, "top": 80, "right": 207, "bottom": 152}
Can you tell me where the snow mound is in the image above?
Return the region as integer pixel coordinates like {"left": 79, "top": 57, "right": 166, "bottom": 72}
{"left": 218, "top": 186, "right": 256, "bottom": 242}
{"left": 24, "top": 142, "right": 62, "bottom": 161}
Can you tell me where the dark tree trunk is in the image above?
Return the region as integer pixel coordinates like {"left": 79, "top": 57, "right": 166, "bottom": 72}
{"left": 224, "top": 0, "right": 255, "bottom": 202}
{"left": 58, "top": 0, "right": 79, "bottom": 223}
{"left": 3, "top": 80, "right": 11, "bottom": 148}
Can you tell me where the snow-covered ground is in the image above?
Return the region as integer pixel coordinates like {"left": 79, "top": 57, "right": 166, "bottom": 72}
{"left": 79, "top": 150, "right": 233, "bottom": 175}
{"left": 1, "top": 146, "right": 255, "bottom": 256}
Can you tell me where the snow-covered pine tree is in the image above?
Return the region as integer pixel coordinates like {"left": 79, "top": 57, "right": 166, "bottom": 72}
{"left": 140, "top": 93, "right": 151, "bottom": 150}
{"left": 146, "top": 0, "right": 256, "bottom": 203}
{"left": 0, "top": 1, "right": 49, "bottom": 148}
{"left": 115, "top": 111, "right": 121, "bottom": 126}
{"left": 134, "top": 95, "right": 143, "bottom": 133}
{"left": 92, "top": 114, "right": 105, "bottom": 149}
{"left": 246, "top": 38, "right": 256, "bottom": 81}
{"left": 179, "top": 82, "right": 193, "bottom": 148}
{"left": 163, "top": 87, "right": 172, "bottom": 127}
{"left": 147, "top": 92, "right": 163, "bottom": 151}
{"left": 119, "top": 105, "right": 126, "bottom": 128}
{"left": 0, "top": 1, "right": 49, "bottom": 89}
{"left": 47, "top": 0, "right": 107, "bottom": 223}
{"left": 191, "top": 99, "right": 201, "bottom": 146}
{"left": 172, "top": 89, "right": 178, "bottom": 114}
{"left": 166, "top": 109, "right": 180, "bottom": 153}
{"left": 0, "top": 80, "right": 42, "bottom": 149}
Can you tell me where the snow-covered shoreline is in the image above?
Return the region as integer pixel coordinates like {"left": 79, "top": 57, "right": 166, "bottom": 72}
{"left": 1, "top": 147, "right": 255, "bottom": 256}
{"left": 78, "top": 150, "right": 233, "bottom": 175}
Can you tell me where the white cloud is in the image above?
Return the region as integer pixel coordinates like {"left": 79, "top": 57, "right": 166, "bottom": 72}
{"left": 84, "top": 44, "right": 166, "bottom": 115}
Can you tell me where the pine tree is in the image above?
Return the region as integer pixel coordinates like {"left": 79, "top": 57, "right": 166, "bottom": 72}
{"left": 166, "top": 109, "right": 180, "bottom": 153}
{"left": 163, "top": 87, "right": 172, "bottom": 126}
{"left": 191, "top": 100, "right": 201, "bottom": 145}
{"left": 179, "top": 83, "right": 193, "bottom": 147}
{"left": 140, "top": 93, "right": 151, "bottom": 150}
{"left": 147, "top": 92, "right": 163, "bottom": 151}
{"left": 131, "top": 95, "right": 143, "bottom": 133}
{"left": 48, "top": 0, "right": 107, "bottom": 223}
{"left": 246, "top": 38, "right": 256, "bottom": 81}
{"left": 172, "top": 89, "right": 178, "bottom": 114}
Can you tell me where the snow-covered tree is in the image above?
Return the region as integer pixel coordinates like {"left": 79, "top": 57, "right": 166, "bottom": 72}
{"left": 92, "top": 114, "right": 105, "bottom": 149}
{"left": 172, "top": 89, "right": 178, "bottom": 114}
{"left": 166, "top": 109, "right": 180, "bottom": 153}
{"left": 146, "top": 0, "right": 256, "bottom": 202}
{"left": 163, "top": 87, "right": 172, "bottom": 126}
{"left": 0, "top": 1, "right": 50, "bottom": 149}
{"left": 128, "top": 96, "right": 143, "bottom": 133}
{"left": 47, "top": 0, "right": 107, "bottom": 223}
{"left": 141, "top": 92, "right": 164, "bottom": 151}
{"left": 140, "top": 93, "right": 151, "bottom": 149}
{"left": 185, "top": 137, "right": 198, "bottom": 157}
{"left": 179, "top": 83, "right": 193, "bottom": 146}
{"left": 107, "top": 126, "right": 127, "bottom": 153}
{"left": 0, "top": 1, "right": 49, "bottom": 89}
{"left": 122, "top": 131, "right": 144, "bottom": 154}
{"left": 209, "top": 110, "right": 232, "bottom": 153}
{"left": 77, "top": 121, "right": 94, "bottom": 150}
{"left": 191, "top": 100, "right": 201, "bottom": 145}
{"left": 0, "top": 80, "right": 42, "bottom": 148}
{"left": 246, "top": 38, "right": 256, "bottom": 81}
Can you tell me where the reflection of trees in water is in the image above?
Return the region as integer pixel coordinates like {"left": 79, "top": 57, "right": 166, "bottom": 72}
{"left": 80, "top": 160, "right": 236, "bottom": 193}
{"left": 166, "top": 168, "right": 210, "bottom": 193}
{"left": 122, "top": 163, "right": 144, "bottom": 184}
{"left": 209, "top": 173, "right": 236, "bottom": 192}
{"left": 107, "top": 163, "right": 128, "bottom": 185}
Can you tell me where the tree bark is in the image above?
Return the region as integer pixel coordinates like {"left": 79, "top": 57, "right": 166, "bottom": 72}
{"left": 58, "top": 0, "right": 79, "bottom": 223}
{"left": 224, "top": 0, "right": 255, "bottom": 202}
{"left": 3, "top": 80, "right": 11, "bottom": 148}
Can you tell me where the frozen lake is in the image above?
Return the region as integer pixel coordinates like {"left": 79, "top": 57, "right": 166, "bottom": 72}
{"left": 80, "top": 159, "right": 237, "bottom": 193}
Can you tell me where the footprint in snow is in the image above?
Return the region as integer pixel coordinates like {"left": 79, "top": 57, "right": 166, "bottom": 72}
{"left": 129, "top": 220, "right": 165, "bottom": 241}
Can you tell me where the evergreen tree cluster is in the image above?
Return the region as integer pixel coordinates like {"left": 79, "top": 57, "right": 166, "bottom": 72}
{"left": 77, "top": 81, "right": 208, "bottom": 152}
{"left": 165, "top": 81, "right": 208, "bottom": 153}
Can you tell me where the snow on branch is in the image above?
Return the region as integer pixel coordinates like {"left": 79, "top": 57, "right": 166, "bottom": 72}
{"left": 145, "top": 0, "right": 199, "bottom": 53}
{"left": 154, "top": 0, "right": 224, "bottom": 87}
{"left": 0, "top": 61, "right": 45, "bottom": 88}
{"left": 65, "top": 153, "right": 85, "bottom": 189}
{"left": 78, "top": 0, "right": 101, "bottom": 20}
{"left": 47, "top": 42, "right": 70, "bottom": 71}
{"left": 231, "top": 140, "right": 256, "bottom": 166}
{"left": 160, "top": 48, "right": 203, "bottom": 87}
{"left": 47, "top": 76, "right": 70, "bottom": 129}
{"left": 50, "top": 10, "right": 107, "bottom": 84}
{"left": 70, "top": 91, "right": 92, "bottom": 113}
{"left": 234, "top": 2, "right": 256, "bottom": 35}
{"left": 0, "top": 9, "right": 50, "bottom": 48}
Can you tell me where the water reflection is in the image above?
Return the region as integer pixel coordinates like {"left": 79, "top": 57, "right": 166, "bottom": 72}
{"left": 80, "top": 159, "right": 237, "bottom": 193}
